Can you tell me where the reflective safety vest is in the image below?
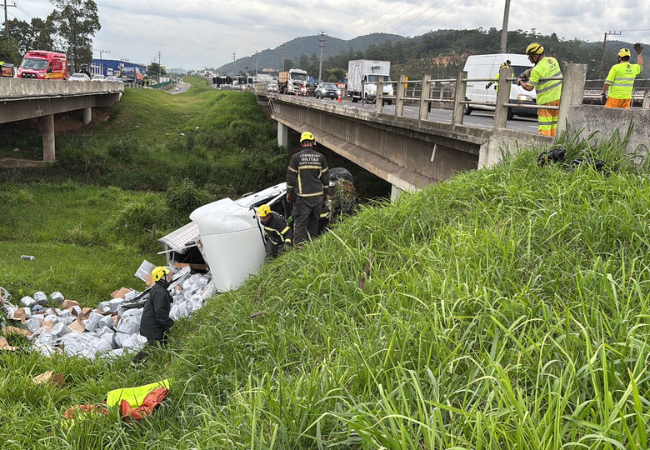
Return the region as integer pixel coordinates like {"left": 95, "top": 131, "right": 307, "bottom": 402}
{"left": 605, "top": 62, "right": 643, "bottom": 99}
{"left": 528, "top": 57, "right": 563, "bottom": 104}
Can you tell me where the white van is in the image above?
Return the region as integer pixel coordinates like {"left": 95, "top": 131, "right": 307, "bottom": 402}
{"left": 462, "top": 53, "right": 536, "bottom": 120}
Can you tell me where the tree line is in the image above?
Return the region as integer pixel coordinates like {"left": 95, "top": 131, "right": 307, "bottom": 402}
{"left": 278, "top": 28, "right": 642, "bottom": 82}
{"left": 0, "top": 0, "right": 100, "bottom": 72}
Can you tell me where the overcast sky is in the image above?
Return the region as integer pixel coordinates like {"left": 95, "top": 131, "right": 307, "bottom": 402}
{"left": 10, "top": 0, "right": 650, "bottom": 70}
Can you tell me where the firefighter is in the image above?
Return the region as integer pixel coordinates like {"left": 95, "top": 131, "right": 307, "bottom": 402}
{"left": 132, "top": 267, "right": 174, "bottom": 367}
{"left": 518, "top": 42, "right": 563, "bottom": 137}
{"left": 286, "top": 131, "right": 330, "bottom": 244}
{"left": 601, "top": 44, "right": 644, "bottom": 109}
{"left": 257, "top": 204, "right": 292, "bottom": 258}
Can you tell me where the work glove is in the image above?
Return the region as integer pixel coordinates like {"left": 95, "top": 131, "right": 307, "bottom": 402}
{"left": 520, "top": 68, "right": 532, "bottom": 81}
{"left": 634, "top": 43, "right": 643, "bottom": 54}
{"left": 485, "top": 83, "right": 491, "bottom": 89}
{"left": 601, "top": 93, "right": 607, "bottom": 104}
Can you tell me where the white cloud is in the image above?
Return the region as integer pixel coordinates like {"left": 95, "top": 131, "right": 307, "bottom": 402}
{"left": 9, "top": 0, "right": 650, "bottom": 69}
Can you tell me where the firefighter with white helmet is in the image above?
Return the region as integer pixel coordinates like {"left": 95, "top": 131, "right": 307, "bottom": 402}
{"left": 601, "top": 44, "right": 644, "bottom": 109}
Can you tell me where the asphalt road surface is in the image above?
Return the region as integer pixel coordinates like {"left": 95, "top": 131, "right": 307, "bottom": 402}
{"left": 170, "top": 81, "right": 191, "bottom": 95}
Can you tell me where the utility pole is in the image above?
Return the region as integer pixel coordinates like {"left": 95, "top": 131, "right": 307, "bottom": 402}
{"left": 255, "top": 51, "right": 258, "bottom": 76}
{"left": 318, "top": 31, "right": 326, "bottom": 85}
{"left": 281, "top": 45, "right": 285, "bottom": 73}
{"left": 232, "top": 52, "right": 236, "bottom": 76}
{"left": 158, "top": 50, "right": 162, "bottom": 84}
{"left": 97, "top": 49, "right": 110, "bottom": 76}
{"left": 599, "top": 31, "right": 621, "bottom": 79}
{"left": 500, "top": 0, "right": 511, "bottom": 53}
{"left": 3, "top": 0, "right": 16, "bottom": 37}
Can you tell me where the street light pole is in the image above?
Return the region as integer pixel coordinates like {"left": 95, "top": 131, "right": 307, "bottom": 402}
{"left": 97, "top": 49, "right": 110, "bottom": 76}
{"left": 318, "top": 31, "right": 326, "bottom": 84}
{"left": 500, "top": 0, "right": 511, "bottom": 53}
{"left": 599, "top": 31, "right": 621, "bottom": 79}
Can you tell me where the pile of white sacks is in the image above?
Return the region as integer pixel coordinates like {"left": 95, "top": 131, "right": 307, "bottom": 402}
{"left": 1, "top": 266, "right": 215, "bottom": 360}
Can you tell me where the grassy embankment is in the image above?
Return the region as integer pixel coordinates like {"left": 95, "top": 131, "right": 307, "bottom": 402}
{"left": 2, "top": 79, "right": 650, "bottom": 448}
{"left": 0, "top": 76, "right": 288, "bottom": 299}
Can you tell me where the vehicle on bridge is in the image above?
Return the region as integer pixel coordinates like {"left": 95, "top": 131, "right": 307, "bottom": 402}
{"left": 1, "top": 62, "right": 15, "bottom": 78}
{"left": 347, "top": 60, "right": 394, "bottom": 104}
{"left": 314, "top": 82, "right": 341, "bottom": 100}
{"left": 17, "top": 50, "right": 68, "bottom": 80}
{"left": 279, "top": 68, "right": 309, "bottom": 95}
{"left": 463, "top": 53, "right": 537, "bottom": 120}
{"left": 69, "top": 72, "right": 91, "bottom": 82}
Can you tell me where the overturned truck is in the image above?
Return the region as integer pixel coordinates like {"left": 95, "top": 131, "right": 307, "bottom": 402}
{"left": 159, "top": 169, "right": 355, "bottom": 292}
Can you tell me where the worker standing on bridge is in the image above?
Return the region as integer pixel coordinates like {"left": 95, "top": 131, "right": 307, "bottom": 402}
{"left": 286, "top": 131, "right": 329, "bottom": 244}
{"left": 518, "top": 43, "right": 563, "bottom": 137}
{"left": 601, "top": 44, "right": 644, "bottom": 109}
{"left": 486, "top": 60, "right": 512, "bottom": 92}
{"left": 257, "top": 204, "right": 293, "bottom": 258}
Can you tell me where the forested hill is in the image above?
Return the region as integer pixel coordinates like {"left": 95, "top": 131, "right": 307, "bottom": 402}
{"left": 218, "top": 28, "right": 646, "bottom": 82}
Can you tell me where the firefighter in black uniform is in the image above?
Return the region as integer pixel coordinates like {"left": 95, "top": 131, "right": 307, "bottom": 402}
{"left": 132, "top": 266, "right": 174, "bottom": 366}
{"left": 257, "top": 204, "right": 293, "bottom": 257}
{"left": 286, "top": 131, "right": 330, "bottom": 244}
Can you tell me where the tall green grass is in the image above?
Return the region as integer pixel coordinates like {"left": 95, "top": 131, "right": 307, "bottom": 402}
{"left": 2, "top": 94, "right": 650, "bottom": 448}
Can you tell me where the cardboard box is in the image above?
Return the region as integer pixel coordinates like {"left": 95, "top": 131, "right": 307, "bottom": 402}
{"left": 0, "top": 337, "right": 18, "bottom": 351}
{"left": 33, "top": 371, "right": 66, "bottom": 387}
{"left": 76, "top": 308, "right": 93, "bottom": 321}
{"left": 173, "top": 262, "right": 207, "bottom": 271}
{"left": 145, "top": 274, "right": 154, "bottom": 287}
{"left": 110, "top": 287, "right": 134, "bottom": 299}
{"left": 69, "top": 319, "right": 85, "bottom": 332}
{"left": 2, "top": 326, "right": 32, "bottom": 337}
{"left": 61, "top": 300, "right": 80, "bottom": 309}
{"left": 12, "top": 309, "right": 28, "bottom": 323}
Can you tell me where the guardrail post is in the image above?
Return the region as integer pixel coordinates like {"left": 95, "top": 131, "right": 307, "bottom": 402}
{"left": 642, "top": 90, "right": 650, "bottom": 109}
{"left": 452, "top": 71, "right": 467, "bottom": 126}
{"left": 557, "top": 63, "right": 587, "bottom": 136}
{"left": 395, "top": 75, "right": 406, "bottom": 117}
{"left": 493, "top": 66, "right": 511, "bottom": 130}
{"left": 419, "top": 75, "right": 431, "bottom": 121}
{"left": 377, "top": 78, "right": 384, "bottom": 114}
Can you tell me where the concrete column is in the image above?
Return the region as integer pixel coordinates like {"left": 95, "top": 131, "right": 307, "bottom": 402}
{"left": 642, "top": 90, "right": 649, "bottom": 109}
{"left": 42, "top": 114, "right": 55, "bottom": 162}
{"left": 376, "top": 78, "right": 384, "bottom": 114}
{"left": 556, "top": 63, "right": 587, "bottom": 136}
{"left": 277, "top": 122, "right": 290, "bottom": 148}
{"left": 493, "top": 66, "right": 512, "bottom": 130}
{"left": 391, "top": 185, "right": 405, "bottom": 202}
{"left": 452, "top": 71, "right": 467, "bottom": 127}
{"left": 82, "top": 107, "right": 92, "bottom": 125}
{"left": 419, "top": 75, "right": 431, "bottom": 121}
{"left": 395, "top": 75, "right": 406, "bottom": 117}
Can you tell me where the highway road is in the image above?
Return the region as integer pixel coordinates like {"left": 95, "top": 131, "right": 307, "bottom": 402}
{"left": 295, "top": 94, "right": 540, "bottom": 134}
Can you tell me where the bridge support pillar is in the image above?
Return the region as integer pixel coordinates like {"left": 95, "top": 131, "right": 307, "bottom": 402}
{"left": 42, "top": 114, "right": 55, "bottom": 162}
{"left": 83, "top": 107, "right": 92, "bottom": 125}
{"left": 277, "top": 122, "right": 290, "bottom": 148}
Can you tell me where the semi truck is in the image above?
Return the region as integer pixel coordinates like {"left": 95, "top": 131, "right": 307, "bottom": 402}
{"left": 278, "top": 68, "right": 308, "bottom": 95}
{"left": 347, "top": 60, "right": 393, "bottom": 104}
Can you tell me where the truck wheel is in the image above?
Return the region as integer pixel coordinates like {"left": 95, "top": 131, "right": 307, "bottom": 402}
{"left": 463, "top": 103, "right": 472, "bottom": 115}
{"left": 507, "top": 107, "right": 514, "bottom": 121}
{"left": 352, "top": 96, "right": 358, "bottom": 103}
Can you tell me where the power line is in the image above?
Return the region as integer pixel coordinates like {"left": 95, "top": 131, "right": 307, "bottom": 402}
{"left": 402, "top": 0, "right": 461, "bottom": 37}
{"left": 339, "top": 1, "right": 409, "bottom": 33}
{"left": 389, "top": 0, "right": 446, "bottom": 34}
{"left": 13, "top": 2, "right": 32, "bottom": 19}
{"left": 367, "top": 0, "right": 429, "bottom": 34}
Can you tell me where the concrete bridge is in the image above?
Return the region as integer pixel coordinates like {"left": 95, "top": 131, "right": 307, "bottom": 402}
{"left": 0, "top": 79, "right": 124, "bottom": 167}
{"left": 261, "top": 64, "right": 650, "bottom": 198}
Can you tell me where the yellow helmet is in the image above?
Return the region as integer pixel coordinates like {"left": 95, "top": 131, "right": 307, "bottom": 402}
{"left": 618, "top": 48, "right": 631, "bottom": 58}
{"left": 500, "top": 62, "right": 509, "bottom": 69}
{"left": 257, "top": 204, "right": 271, "bottom": 217}
{"left": 152, "top": 266, "right": 170, "bottom": 282}
{"left": 526, "top": 42, "right": 545, "bottom": 55}
{"left": 300, "top": 131, "right": 315, "bottom": 143}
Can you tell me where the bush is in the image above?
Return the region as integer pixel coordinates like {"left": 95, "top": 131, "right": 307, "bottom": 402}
{"left": 107, "top": 135, "right": 140, "bottom": 163}
{"left": 112, "top": 193, "right": 170, "bottom": 233}
{"left": 165, "top": 177, "right": 215, "bottom": 217}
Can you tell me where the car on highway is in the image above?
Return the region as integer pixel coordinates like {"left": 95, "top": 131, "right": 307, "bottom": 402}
{"left": 105, "top": 75, "right": 118, "bottom": 82}
{"left": 69, "top": 73, "right": 90, "bottom": 82}
{"left": 267, "top": 82, "right": 278, "bottom": 93}
{"left": 314, "top": 83, "right": 340, "bottom": 100}
{"left": 92, "top": 74, "right": 106, "bottom": 82}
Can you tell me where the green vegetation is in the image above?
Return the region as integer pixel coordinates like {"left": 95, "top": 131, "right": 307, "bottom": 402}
{"left": 2, "top": 111, "right": 650, "bottom": 447}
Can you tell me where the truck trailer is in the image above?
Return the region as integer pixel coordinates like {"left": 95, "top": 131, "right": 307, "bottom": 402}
{"left": 347, "top": 60, "right": 393, "bottom": 104}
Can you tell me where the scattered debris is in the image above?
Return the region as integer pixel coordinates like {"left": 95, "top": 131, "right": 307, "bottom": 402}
{"left": 0, "top": 263, "right": 215, "bottom": 361}
{"left": 21, "top": 255, "right": 35, "bottom": 261}
{"left": 33, "top": 371, "right": 66, "bottom": 388}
